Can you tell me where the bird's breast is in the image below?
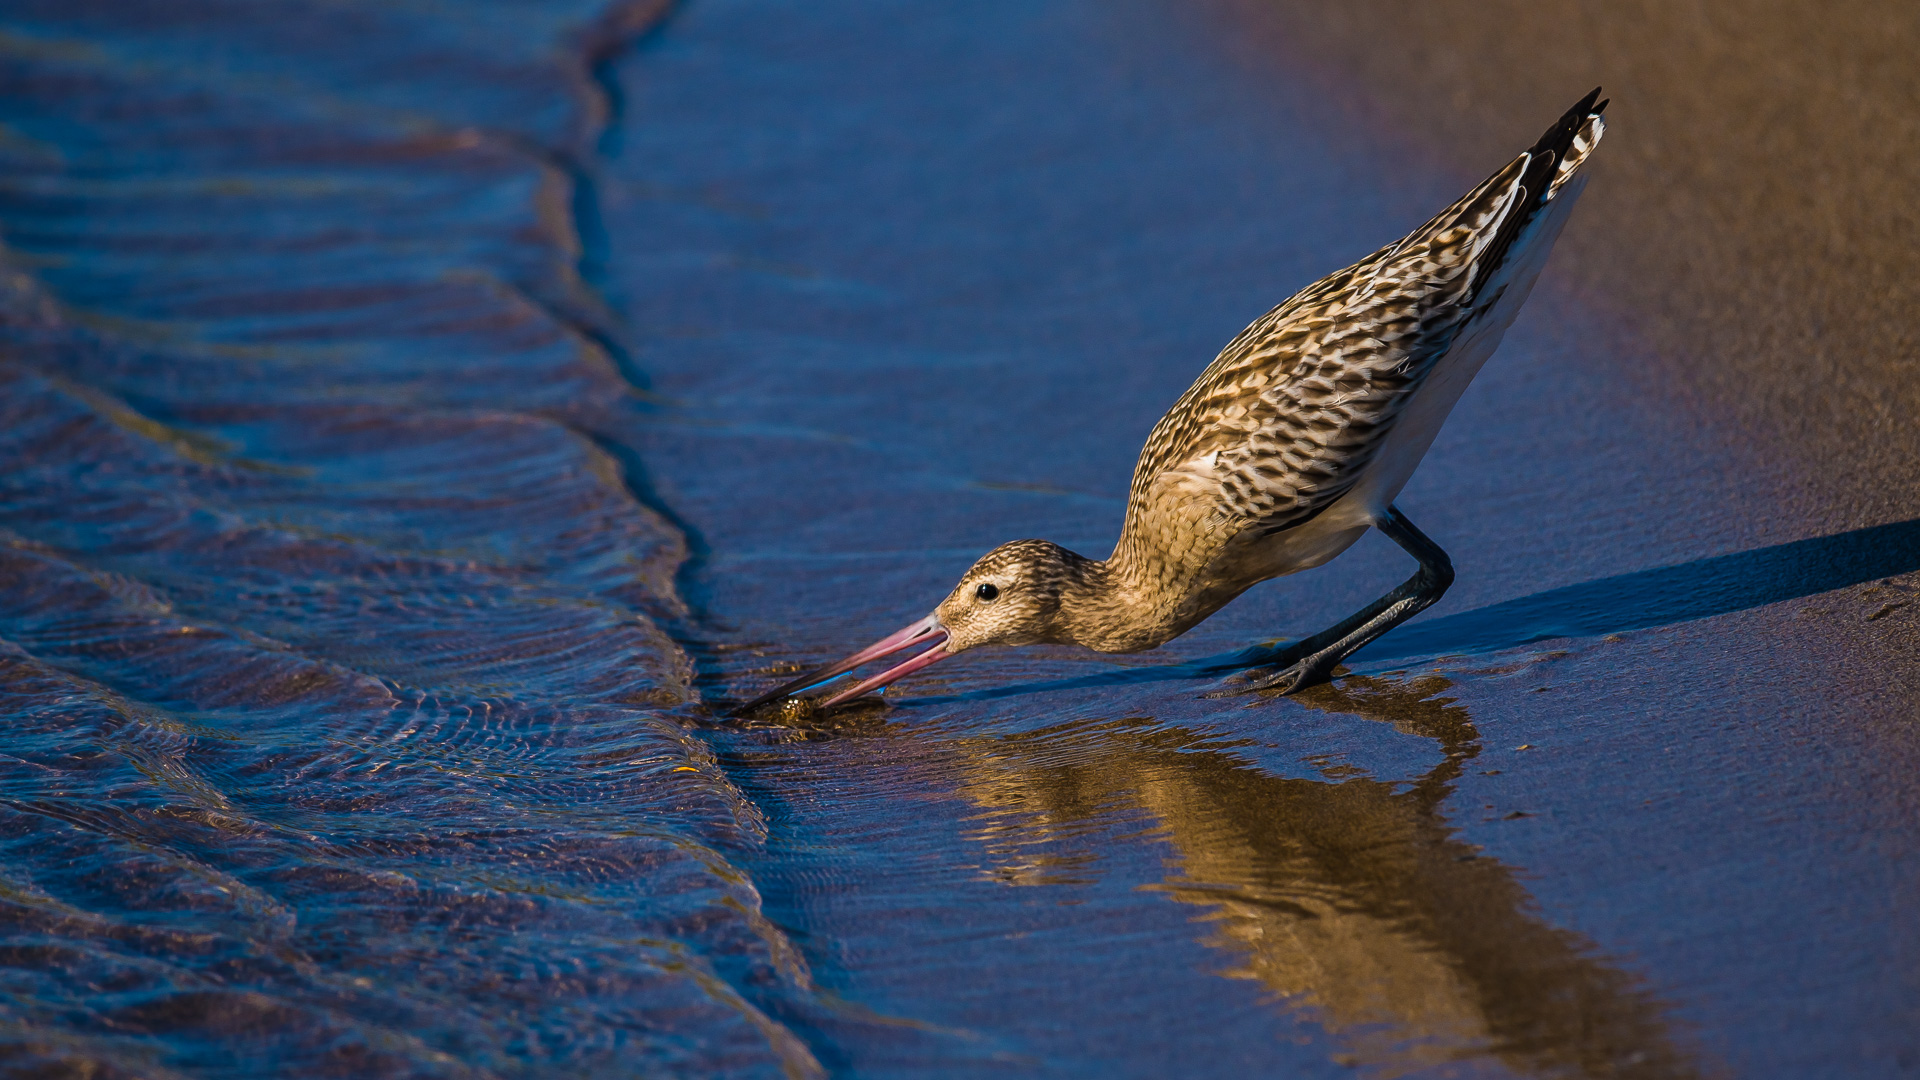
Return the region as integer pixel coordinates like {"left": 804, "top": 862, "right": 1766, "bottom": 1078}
{"left": 1124, "top": 513, "right": 1372, "bottom": 647}
{"left": 1224, "top": 511, "right": 1373, "bottom": 586}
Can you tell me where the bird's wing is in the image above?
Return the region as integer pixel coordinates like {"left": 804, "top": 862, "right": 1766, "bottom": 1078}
{"left": 1126, "top": 92, "right": 1606, "bottom": 540}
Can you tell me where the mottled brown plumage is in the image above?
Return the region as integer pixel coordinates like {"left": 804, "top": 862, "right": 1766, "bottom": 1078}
{"left": 741, "top": 90, "right": 1607, "bottom": 714}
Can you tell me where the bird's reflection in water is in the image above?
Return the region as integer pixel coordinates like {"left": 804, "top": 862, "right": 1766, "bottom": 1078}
{"left": 947, "top": 676, "right": 1703, "bottom": 1080}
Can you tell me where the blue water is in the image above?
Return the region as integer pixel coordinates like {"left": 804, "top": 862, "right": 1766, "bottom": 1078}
{"left": 0, "top": 2, "right": 822, "bottom": 1075}
{"left": 1, "top": 1, "right": 1916, "bottom": 1077}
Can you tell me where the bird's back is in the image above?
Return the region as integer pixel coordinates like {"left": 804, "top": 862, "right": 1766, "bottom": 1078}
{"left": 1113, "top": 92, "right": 1607, "bottom": 613}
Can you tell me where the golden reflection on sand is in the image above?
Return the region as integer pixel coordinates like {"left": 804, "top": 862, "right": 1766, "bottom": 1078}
{"left": 947, "top": 677, "right": 1703, "bottom": 1079}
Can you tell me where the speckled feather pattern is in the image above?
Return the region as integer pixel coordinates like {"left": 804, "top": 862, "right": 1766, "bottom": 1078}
{"left": 1115, "top": 102, "right": 1606, "bottom": 585}
{"left": 932, "top": 95, "right": 1607, "bottom": 659}
{"left": 747, "top": 94, "right": 1610, "bottom": 708}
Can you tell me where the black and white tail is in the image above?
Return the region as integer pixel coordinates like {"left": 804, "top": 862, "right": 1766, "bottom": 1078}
{"left": 1469, "top": 88, "right": 1608, "bottom": 300}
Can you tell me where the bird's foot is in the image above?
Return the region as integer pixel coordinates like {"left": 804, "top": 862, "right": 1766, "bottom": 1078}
{"left": 1204, "top": 656, "right": 1338, "bottom": 698}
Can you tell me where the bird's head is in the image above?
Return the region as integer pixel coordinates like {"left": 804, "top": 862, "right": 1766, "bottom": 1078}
{"left": 735, "top": 539, "right": 1095, "bottom": 713}
{"left": 934, "top": 538, "right": 1082, "bottom": 652}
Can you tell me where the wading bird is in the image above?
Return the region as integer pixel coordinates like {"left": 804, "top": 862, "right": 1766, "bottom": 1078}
{"left": 741, "top": 90, "right": 1607, "bottom": 714}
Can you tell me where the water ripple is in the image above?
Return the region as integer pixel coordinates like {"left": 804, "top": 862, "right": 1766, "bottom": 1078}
{"left": 0, "top": 2, "right": 822, "bottom": 1076}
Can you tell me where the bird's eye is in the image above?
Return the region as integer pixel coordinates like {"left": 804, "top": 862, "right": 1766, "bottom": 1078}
{"left": 975, "top": 582, "right": 999, "bottom": 602}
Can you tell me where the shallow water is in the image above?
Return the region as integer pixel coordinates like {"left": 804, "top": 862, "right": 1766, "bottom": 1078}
{"left": 1, "top": 0, "right": 1917, "bottom": 1077}
{"left": 0, "top": 2, "right": 819, "bottom": 1076}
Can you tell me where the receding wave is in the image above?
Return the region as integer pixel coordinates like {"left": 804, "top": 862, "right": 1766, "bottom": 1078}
{"left": 0, "top": 2, "right": 822, "bottom": 1076}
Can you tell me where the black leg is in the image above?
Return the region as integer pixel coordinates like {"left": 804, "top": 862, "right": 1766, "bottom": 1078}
{"left": 1209, "top": 504, "right": 1454, "bottom": 697}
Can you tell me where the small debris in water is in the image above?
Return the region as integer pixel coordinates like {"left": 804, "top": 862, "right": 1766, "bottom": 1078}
{"left": 777, "top": 697, "right": 823, "bottom": 722}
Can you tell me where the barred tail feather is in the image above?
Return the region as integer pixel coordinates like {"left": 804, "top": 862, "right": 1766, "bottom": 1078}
{"left": 1470, "top": 87, "right": 1607, "bottom": 299}
{"left": 1547, "top": 111, "right": 1607, "bottom": 202}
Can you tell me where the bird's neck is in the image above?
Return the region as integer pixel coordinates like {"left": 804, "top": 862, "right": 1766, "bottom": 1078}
{"left": 1057, "top": 541, "right": 1221, "bottom": 653}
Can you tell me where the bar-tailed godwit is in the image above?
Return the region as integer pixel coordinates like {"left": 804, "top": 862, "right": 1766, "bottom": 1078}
{"left": 742, "top": 90, "right": 1607, "bottom": 713}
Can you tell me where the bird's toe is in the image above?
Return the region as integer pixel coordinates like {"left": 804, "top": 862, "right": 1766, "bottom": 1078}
{"left": 1206, "top": 661, "right": 1306, "bottom": 698}
{"left": 1205, "top": 655, "right": 1346, "bottom": 698}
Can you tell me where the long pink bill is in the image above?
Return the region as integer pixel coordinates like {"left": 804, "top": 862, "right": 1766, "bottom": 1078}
{"left": 734, "top": 613, "right": 950, "bottom": 715}
{"left": 817, "top": 637, "right": 951, "bottom": 708}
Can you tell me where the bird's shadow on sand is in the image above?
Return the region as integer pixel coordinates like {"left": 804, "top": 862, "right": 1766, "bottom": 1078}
{"left": 906, "top": 518, "right": 1920, "bottom": 705}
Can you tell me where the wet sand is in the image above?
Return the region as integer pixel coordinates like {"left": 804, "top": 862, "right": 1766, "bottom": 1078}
{"left": 1228, "top": 0, "right": 1920, "bottom": 524}
{"left": 605, "top": 0, "right": 1920, "bottom": 1075}
{"left": 0, "top": 0, "right": 1914, "bottom": 1075}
